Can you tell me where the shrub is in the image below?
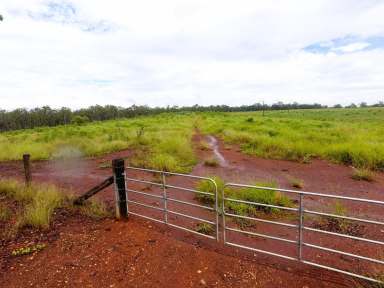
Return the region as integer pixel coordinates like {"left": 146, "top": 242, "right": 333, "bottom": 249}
{"left": 71, "top": 115, "right": 90, "bottom": 125}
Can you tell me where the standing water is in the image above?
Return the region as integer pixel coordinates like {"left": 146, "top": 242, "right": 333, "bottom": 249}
{"left": 207, "top": 135, "right": 228, "bottom": 167}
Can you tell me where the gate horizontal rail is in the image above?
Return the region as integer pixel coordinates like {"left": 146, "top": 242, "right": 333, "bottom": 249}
{"left": 118, "top": 166, "right": 384, "bottom": 284}
{"left": 125, "top": 166, "right": 219, "bottom": 241}
{"left": 223, "top": 182, "right": 384, "bottom": 284}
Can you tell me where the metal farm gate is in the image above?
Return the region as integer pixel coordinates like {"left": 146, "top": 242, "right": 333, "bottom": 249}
{"left": 124, "top": 166, "right": 219, "bottom": 240}
{"left": 112, "top": 164, "right": 384, "bottom": 284}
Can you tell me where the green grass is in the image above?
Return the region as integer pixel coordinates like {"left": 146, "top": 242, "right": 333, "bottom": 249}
{"left": 1, "top": 108, "right": 384, "bottom": 171}
{"left": 195, "top": 222, "right": 215, "bottom": 235}
{"left": 0, "top": 179, "right": 64, "bottom": 229}
{"left": 11, "top": 243, "right": 46, "bottom": 257}
{"left": 195, "top": 176, "right": 293, "bottom": 215}
{"left": 201, "top": 108, "right": 384, "bottom": 170}
{"left": 0, "top": 113, "right": 197, "bottom": 173}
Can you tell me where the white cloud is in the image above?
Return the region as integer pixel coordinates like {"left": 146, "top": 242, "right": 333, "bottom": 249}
{"left": 0, "top": 0, "right": 384, "bottom": 109}
{"left": 332, "top": 42, "right": 371, "bottom": 53}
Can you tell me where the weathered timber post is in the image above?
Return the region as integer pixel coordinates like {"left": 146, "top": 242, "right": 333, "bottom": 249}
{"left": 112, "top": 158, "right": 128, "bottom": 219}
{"left": 23, "top": 154, "right": 32, "bottom": 185}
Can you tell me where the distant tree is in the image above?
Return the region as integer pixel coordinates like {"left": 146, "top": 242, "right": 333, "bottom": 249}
{"left": 372, "top": 101, "right": 384, "bottom": 107}
{"left": 333, "top": 104, "right": 342, "bottom": 108}
{"left": 359, "top": 102, "right": 368, "bottom": 108}
{"left": 0, "top": 102, "right": 329, "bottom": 132}
{"left": 347, "top": 103, "right": 357, "bottom": 108}
{"left": 0, "top": 14, "right": 3, "bottom": 21}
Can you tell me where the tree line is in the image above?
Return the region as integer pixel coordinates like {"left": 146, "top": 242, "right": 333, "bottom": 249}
{"left": 0, "top": 101, "right": 383, "bottom": 132}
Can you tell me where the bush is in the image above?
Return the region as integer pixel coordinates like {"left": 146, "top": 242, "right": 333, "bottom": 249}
{"left": 71, "top": 115, "right": 90, "bottom": 125}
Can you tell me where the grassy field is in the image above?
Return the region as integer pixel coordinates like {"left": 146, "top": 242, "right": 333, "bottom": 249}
{"left": 1, "top": 108, "right": 383, "bottom": 171}
{"left": 201, "top": 108, "right": 384, "bottom": 170}
{"left": 0, "top": 113, "right": 197, "bottom": 173}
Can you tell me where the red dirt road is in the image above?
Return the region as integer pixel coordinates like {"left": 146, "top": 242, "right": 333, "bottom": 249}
{"left": 1, "top": 135, "right": 383, "bottom": 287}
{"left": 0, "top": 215, "right": 348, "bottom": 288}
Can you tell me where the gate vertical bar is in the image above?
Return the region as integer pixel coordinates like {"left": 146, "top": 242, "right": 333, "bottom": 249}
{"left": 214, "top": 182, "right": 219, "bottom": 241}
{"left": 23, "top": 154, "right": 32, "bottom": 185}
{"left": 162, "top": 172, "right": 168, "bottom": 224}
{"left": 222, "top": 185, "right": 226, "bottom": 244}
{"left": 298, "top": 193, "right": 304, "bottom": 260}
{"left": 112, "top": 158, "right": 128, "bottom": 219}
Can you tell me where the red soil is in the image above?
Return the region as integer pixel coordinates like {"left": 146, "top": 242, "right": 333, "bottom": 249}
{"left": 1, "top": 134, "right": 383, "bottom": 287}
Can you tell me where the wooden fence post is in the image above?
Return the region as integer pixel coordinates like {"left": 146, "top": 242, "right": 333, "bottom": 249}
{"left": 23, "top": 154, "right": 31, "bottom": 185}
{"left": 112, "top": 158, "right": 128, "bottom": 219}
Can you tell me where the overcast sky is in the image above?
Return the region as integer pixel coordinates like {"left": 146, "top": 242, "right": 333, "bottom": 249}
{"left": 1, "top": 0, "right": 384, "bottom": 110}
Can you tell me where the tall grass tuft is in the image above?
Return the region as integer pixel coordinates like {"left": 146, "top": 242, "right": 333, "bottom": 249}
{"left": 0, "top": 179, "right": 109, "bottom": 230}
{"left": 195, "top": 176, "right": 293, "bottom": 215}
{"left": 0, "top": 180, "right": 64, "bottom": 229}
{"left": 21, "top": 185, "right": 63, "bottom": 229}
{"left": 351, "top": 168, "right": 374, "bottom": 182}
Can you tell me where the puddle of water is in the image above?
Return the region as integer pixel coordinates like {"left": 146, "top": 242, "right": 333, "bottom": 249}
{"left": 207, "top": 135, "right": 228, "bottom": 167}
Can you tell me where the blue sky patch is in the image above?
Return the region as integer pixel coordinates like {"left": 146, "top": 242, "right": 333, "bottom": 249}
{"left": 25, "top": 0, "right": 115, "bottom": 33}
{"left": 304, "top": 35, "right": 384, "bottom": 54}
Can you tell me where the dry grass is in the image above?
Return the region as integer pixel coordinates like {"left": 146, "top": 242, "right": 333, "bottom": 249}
{"left": 351, "top": 168, "right": 374, "bottom": 182}
{"left": 0, "top": 204, "right": 11, "bottom": 221}
{"left": 80, "top": 199, "right": 110, "bottom": 219}
{"left": 195, "top": 222, "right": 214, "bottom": 235}
{"left": 0, "top": 180, "right": 64, "bottom": 229}
{"left": 289, "top": 177, "right": 304, "bottom": 189}
{"left": 199, "top": 141, "right": 212, "bottom": 151}
{"left": 204, "top": 158, "right": 219, "bottom": 167}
